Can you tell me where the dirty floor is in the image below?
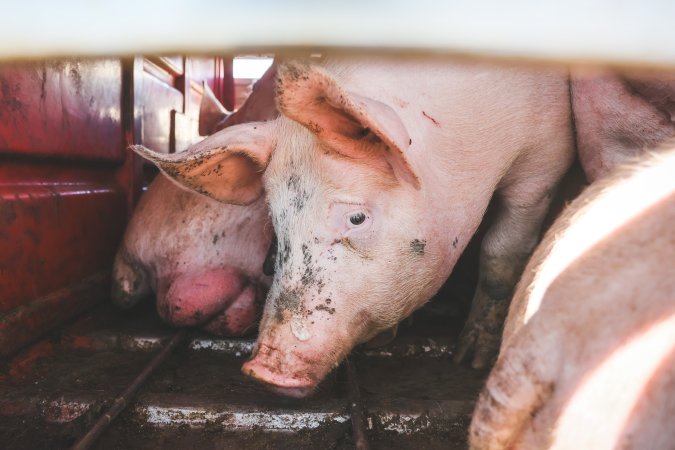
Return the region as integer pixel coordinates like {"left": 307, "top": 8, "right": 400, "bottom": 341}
{"left": 0, "top": 290, "right": 488, "bottom": 450}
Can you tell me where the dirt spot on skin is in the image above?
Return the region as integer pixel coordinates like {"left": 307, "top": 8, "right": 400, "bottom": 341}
{"left": 273, "top": 289, "right": 302, "bottom": 322}
{"left": 277, "top": 235, "right": 291, "bottom": 271}
{"left": 452, "top": 237, "right": 459, "bottom": 248}
{"left": 315, "top": 304, "right": 336, "bottom": 314}
{"left": 306, "top": 121, "right": 323, "bottom": 135}
{"left": 410, "top": 239, "right": 426, "bottom": 256}
{"left": 342, "top": 238, "right": 372, "bottom": 260}
{"left": 422, "top": 111, "right": 440, "bottom": 126}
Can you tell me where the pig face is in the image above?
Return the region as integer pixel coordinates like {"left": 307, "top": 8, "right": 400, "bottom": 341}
{"left": 247, "top": 120, "right": 441, "bottom": 396}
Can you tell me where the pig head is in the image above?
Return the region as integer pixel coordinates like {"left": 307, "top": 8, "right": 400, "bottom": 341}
{"left": 112, "top": 73, "right": 278, "bottom": 336}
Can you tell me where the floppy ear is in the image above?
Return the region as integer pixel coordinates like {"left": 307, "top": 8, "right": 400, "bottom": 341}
{"left": 276, "top": 60, "right": 420, "bottom": 189}
{"left": 198, "top": 82, "right": 230, "bottom": 136}
{"left": 131, "top": 121, "right": 275, "bottom": 205}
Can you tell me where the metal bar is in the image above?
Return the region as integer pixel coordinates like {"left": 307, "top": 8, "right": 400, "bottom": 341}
{"left": 1, "top": 1, "right": 674, "bottom": 67}
{"left": 70, "top": 329, "right": 187, "bottom": 450}
{"left": 346, "top": 358, "right": 370, "bottom": 450}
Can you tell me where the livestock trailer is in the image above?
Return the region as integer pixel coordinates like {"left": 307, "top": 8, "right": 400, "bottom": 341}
{"left": 1, "top": 2, "right": 672, "bottom": 449}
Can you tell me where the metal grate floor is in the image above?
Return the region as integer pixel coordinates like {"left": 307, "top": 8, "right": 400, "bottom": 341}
{"left": 0, "top": 296, "right": 487, "bottom": 449}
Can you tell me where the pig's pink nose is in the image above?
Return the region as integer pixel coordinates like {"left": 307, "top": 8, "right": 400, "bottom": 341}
{"left": 241, "top": 358, "right": 316, "bottom": 398}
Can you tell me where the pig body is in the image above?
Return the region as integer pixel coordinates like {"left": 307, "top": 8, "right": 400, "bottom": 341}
{"left": 571, "top": 70, "right": 675, "bottom": 182}
{"left": 112, "top": 70, "right": 278, "bottom": 336}
{"left": 470, "top": 146, "right": 675, "bottom": 450}
{"left": 135, "top": 56, "right": 574, "bottom": 394}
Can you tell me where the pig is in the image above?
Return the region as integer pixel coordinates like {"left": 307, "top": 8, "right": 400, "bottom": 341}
{"left": 571, "top": 69, "right": 675, "bottom": 182}
{"left": 132, "top": 55, "right": 575, "bottom": 395}
{"left": 112, "top": 68, "right": 278, "bottom": 336}
{"left": 469, "top": 145, "right": 675, "bottom": 450}
{"left": 199, "top": 62, "right": 279, "bottom": 135}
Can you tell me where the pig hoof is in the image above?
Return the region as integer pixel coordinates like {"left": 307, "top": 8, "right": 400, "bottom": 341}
{"left": 454, "top": 324, "right": 499, "bottom": 369}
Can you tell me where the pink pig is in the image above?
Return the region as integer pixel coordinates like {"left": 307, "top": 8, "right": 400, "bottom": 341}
{"left": 112, "top": 64, "right": 278, "bottom": 336}
{"left": 133, "top": 56, "right": 574, "bottom": 395}
{"left": 571, "top": 69, "right": 675, "bottom": 182}
{"left": 470, "top": 144, "right": 675, "bottom": 450}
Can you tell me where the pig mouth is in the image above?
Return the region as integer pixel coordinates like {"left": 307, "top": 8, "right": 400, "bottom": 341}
{"left": 241, "top": 343, "right": 324, "bottom": 398}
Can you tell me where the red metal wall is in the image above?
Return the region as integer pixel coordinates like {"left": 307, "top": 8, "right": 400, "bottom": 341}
{"left": 0, "top": 56, "right": 233, "bottom": 355}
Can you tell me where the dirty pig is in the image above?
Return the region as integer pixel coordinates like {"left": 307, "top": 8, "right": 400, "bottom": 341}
{"left": 470, "top": 144, "right": 675, "bottom": 450}
{"left": 112, "top": 66, "right": 278, "bottom": 336}
{"left": 133, "top": 55, "right": 574, "bottom": 396}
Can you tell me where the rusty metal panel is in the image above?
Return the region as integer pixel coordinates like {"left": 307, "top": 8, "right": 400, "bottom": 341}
{"left": 0, "top": 175, "right": 127, "bottom": 314}
{"left": 0, "top": 59, "right": 123, "bottom": 162}
{"left": 139, "top": 68, "right": 183, "bottom": 154}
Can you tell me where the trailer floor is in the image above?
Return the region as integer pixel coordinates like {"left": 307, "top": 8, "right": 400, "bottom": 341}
{"left": 0, "top": 293, "right": 488, "bottom": 449}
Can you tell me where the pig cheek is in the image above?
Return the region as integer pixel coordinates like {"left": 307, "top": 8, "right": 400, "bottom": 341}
{"left": 201, "top": 284, "right": 263, "bottom": 337}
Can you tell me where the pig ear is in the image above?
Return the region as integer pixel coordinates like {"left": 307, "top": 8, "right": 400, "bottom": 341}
{"left": 277, "top": 61, "right": 420, "bottom": 189}
{"left": 131, "top": 121, "right": 275, "bottom": 205}
{"left": 199, "top": 82, "right": 230, "bottom": 136}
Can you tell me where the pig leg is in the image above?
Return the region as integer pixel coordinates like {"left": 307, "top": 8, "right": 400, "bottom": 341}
{"left": 469, "top": 331, "right": 557, "bottom": 450}
{"left": 455, "top": 177, "right": 560, "bottom": 368}
{"left": 156, "top": 267, "right": 245, "bottom": 327}
{"left": 111, "top": 249, "right": 151, "bottom": 309}
{"left": 201, "top": 284, "right": 264, "bottom": 337}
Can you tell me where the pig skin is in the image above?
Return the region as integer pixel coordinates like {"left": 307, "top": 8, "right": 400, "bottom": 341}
{"left": 470, "top": 144, "right": 675, "bottom": 450}
{"left": 571, "top": 69, "right": 675, "bottom": 182}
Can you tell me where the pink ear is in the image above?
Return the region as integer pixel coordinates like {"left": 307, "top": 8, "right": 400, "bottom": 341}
{"left": 131, "top": 121, "right": 276, "bottom": 205}
{"left": 198, "top": 82, "right": 230, "bottom": 136}
{"left": 276, "top": 61, "right": 420, "bottom": 189}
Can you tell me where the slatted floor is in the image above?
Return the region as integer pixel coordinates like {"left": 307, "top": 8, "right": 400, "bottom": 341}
{"left": 0, "top": 294, "right": 488, "bottom": 449}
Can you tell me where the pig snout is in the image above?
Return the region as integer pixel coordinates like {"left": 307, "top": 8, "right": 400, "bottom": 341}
{"left": 156, "top": 267, "right": 246, "bottom": 327}
{"left": 242, "top": 342, "right": 319, "bottom": 398}
{"left": 241, "top": 313, "right": 351, "bottom": 397}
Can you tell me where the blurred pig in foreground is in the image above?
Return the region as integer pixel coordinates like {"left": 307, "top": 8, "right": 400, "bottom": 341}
{"left": 470, "top": 144, "right": 675, "bottom": 450}
{"left": 572, "top": 69, "right": 675, "bottom": 181}
{"left": 112, "top": 64, "right": 278, "bottom": 336}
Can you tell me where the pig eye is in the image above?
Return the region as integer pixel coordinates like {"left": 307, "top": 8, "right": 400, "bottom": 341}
{"left": 349, "top": 212, "right": 366, "bottom": 226}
